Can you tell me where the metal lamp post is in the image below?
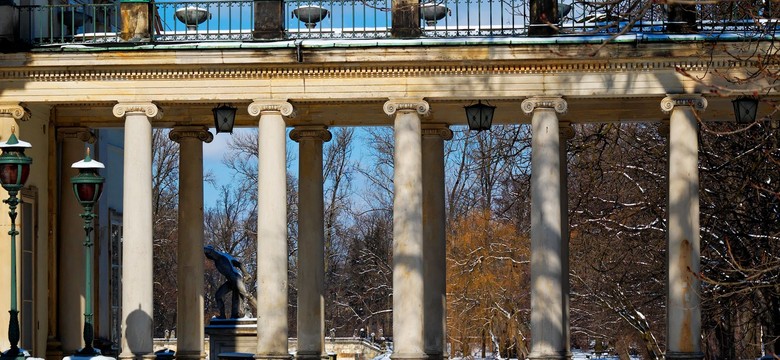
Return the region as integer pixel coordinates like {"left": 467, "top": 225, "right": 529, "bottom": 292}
{"left": 0, "top": 128, "right": 32, "bottom": 360}
{"left": 71, "top": 148, "right": 105, "bottom": 357}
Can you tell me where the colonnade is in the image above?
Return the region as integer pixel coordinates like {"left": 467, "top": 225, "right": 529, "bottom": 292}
{"left": 51, "top": 94, "right": 705, "bottom": 360}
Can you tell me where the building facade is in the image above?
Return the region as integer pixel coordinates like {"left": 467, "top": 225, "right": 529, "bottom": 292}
{"left": 0, "top": 2, "right": 773, "bottom": 360}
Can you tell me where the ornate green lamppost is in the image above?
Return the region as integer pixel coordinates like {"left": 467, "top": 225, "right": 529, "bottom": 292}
{"left": 0, "top": 127, "right": 32, "bottom": 360}
{"left": 70, "top": 148, "right": 105, "bottom": 357}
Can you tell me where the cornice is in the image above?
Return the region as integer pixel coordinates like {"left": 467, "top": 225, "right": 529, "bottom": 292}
{"left": 0, "top": 59, "right": 755, "bottom": 81}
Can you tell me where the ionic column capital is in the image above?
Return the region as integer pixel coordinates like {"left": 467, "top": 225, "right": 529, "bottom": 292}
{"left": 421, "top": 124, "right": 453, "bottom": 140}
{"left": 559, "top": 121, "right": 575, "bottom": 141}
{"left": 113, "top": 102, "right": 163, "bottom": 119}
{"left": 383, "top": 98, "right": 430, "bottom": 116}
{"left": 521, "top": 96, "right": 568, "bottom": 115}
{"left": 169, "top": 126, "right": 214, "bottom": 144}
{"left": 0, "top": 103, "right": 31, "bottom": 121}
{"left": 289, "top": 126, "right": 332, "bottom": 143}
{"left": 660, "top": 95, "right": 707, "bottom": 114}
{"left": 248, "top": 100, "right": 295, "bottom": 118}
{"left": 57, "top": 127, "right": 97, "bottom": 144}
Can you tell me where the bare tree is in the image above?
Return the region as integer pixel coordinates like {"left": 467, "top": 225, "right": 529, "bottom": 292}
{"left": 322, "top": 128, "right": 358, "bottom": 334}
{"left": 698, "top": 121, "right": 780, "bottom": 358}
{"left": 204, "top": 129, "right": 298, "bottom": 330}
{"left": 151, "top": 129, "right": 180, "bottom": 337}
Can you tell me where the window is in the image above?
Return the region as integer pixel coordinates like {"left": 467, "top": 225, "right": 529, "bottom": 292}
{"left": 20, "top": 187, "right": 37, "bottom": 352}
{"left": 109, "top": 209, "right": 123, "bottom": 354}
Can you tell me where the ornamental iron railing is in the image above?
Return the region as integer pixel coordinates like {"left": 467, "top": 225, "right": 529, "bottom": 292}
{"left": 7, "top": 0, "right": 780, "bottom": 46}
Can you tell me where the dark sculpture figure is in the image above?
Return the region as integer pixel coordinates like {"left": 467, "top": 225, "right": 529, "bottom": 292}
{"left": 204, "top": 245, "right": 258, "bottom": 318}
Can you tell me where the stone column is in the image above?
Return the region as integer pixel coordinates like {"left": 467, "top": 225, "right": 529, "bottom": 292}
{"left": 421, "top": 124, "right": 452, "bottom": 360}
{"left": 113, "top": 102, "right": 161, "bottom": 360}
{"left": 248, "top": 100, "right": 294, "bottom": 360}
{"left": 57, "top": 127, "right": 96, "bottom": 354}
{"left": 660, "top": 95, "right": 706, "bottom": 360}
{"left": 290, "top": 126, "right": 332, "bottom": 360}
{"left": 558, "top": 122, "right": 574, "bottom": 359}
{"left": 383, "top": 98, "right": 429, "bottom": 360}
{"left": 522, "top": 96, "right": 568, "bottom": 360}
{"left": 169, "top": 126, "right": 213, "bottom": 360}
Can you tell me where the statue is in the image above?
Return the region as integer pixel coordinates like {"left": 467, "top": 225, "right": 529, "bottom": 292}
{"left": 204, "top": 245, "right": 258, "bottom": 319}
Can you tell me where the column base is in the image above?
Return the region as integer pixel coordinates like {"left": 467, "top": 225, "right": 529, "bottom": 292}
{"left": 175, "top": 351, "right": 206, "bottom": 360}
{"left": 390, "top": 353, "right": 428, "bottom": 360}
{"left": 527, "top": 351, "right": 570, "bottom": 360}
{"left": 254, "top": 354, "right": 293, "bottom": 360}
{"left": 665, "top": 351, "right": 704, "bottom": 360}
{"left": 118, "top": 353, "right": 156, "bottom": 360}
{"left": 295, "top": 353, "right": 328, "bottom": 360}
{"left": 0, "top": 347, "right": 30, "bottom": 360}
{"left": 64, "top": 355, "right": 116, "bottom": 360}
{"left": 423, "top": 352, "right": 444, "bottom": 360}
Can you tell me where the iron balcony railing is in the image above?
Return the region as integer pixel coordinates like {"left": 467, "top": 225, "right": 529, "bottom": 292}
{"left": 10, "top": 0, "right": 780, "bottom": 46}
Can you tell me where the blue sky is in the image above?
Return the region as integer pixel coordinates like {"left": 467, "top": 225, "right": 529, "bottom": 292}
{"left": 200, "top": 127, "right": 377, "bottom": 213}
{"left": 202, "top": 128, "right": 253, "bottom": 207}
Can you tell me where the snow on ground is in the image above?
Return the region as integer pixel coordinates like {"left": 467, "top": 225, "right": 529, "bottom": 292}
{"left": 571, "top": 349, "right": 641, "bottom": 360}
{"left": 374, "top": 349, "right": 640, "bottom": 360}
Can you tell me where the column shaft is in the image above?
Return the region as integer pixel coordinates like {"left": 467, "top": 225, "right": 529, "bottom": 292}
{"left": 292, "top": 127, "right": 331, "bottom": 360}
{"left": 523, "top": 97, "right": 568, "bottom": 360}
{"left": 171, "top": 127, "right": 213, "bottom": 360}
{"left": 57, "top": 128, "right": 95, "bottom": 353}
{"left": 251, "top": 101, "right": 292, "bottom": 359}
{"left": 385, "top": 99, "right": 428, "bottom": 360}
{"left": 114, "top": 103, "right": 159, "bottom": 360}
{"left": 422, "top": 125, "right": 451, "bottom": 360}
{"left": 663, "top": 96, "right": 704, "bottom": 360}
{"left": 559, "top": 123, "right": 573, "bottom": 358}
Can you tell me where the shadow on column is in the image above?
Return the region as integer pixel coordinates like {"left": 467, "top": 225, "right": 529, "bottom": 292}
{"left": 125, "top": 307, "right": 153, "bottom": 355}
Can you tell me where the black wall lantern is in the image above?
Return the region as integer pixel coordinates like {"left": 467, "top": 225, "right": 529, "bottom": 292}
{"left": 732, "top": 96, "right": 759, "bottom": 124}
{"left": 213, "top": 104, "right": 237, "bottom": 134}
{"left": 464, "top": 100, "right": 496, "bottom": 132}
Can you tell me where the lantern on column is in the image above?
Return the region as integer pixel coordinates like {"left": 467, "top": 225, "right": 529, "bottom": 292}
{"left": 0, "top": 127, "right": 32, "bottom": 360}
{"left": 732, "top": 96, "right": 759, "bottom": 124}
{"left": 71, "top": 147, "right": 105, "bottom": 356}
{"left": 464, "top": 100, "right": 496, "bottom": 132}
{"left": 213, "top": 104, "right": 237, "bottom": 134}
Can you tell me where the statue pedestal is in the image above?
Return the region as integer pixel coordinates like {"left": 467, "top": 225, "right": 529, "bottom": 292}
{"left": 205, "top": 318, "right": 258, "bottom": 360}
